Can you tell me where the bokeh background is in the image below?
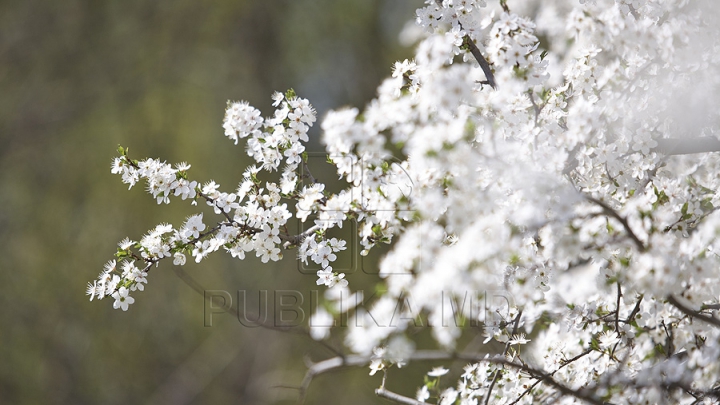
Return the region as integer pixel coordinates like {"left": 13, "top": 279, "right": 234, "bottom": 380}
{"left": 0, "top": 1, "right": 447, "bottom": 404}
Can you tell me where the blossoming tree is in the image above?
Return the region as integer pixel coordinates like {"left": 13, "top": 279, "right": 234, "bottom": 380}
{"left": 88, "top": 0, "right": 720, "bottom": 403}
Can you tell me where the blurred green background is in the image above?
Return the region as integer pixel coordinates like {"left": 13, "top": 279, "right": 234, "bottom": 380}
{"left": 0, "top": 1, "right": 440, "bottom": 404}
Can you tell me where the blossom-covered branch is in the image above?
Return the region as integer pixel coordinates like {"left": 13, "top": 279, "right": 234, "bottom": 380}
{"left": 93, "top": 0, "right": 720, "bottom": 403}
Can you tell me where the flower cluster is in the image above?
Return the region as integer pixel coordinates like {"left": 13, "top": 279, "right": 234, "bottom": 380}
{"left": 91, "top": 91, "right": 352, "bottom": 311}
{"left": 111, "top": 152, "right": 197, "bottom": 204}
{"left": 224, "top": 90, "right": 316, "bottom": 172}
{"left": 86, "top": 258, "right": 148, "bottom": 311}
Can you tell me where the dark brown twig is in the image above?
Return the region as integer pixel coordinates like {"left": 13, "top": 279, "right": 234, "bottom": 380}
{"left": 668, "top": 295, "right": 720, "bottom": 328}
{"left": 484, "top": 310, "right": 523, "bottom": 405}
{"left": 508, "top": 349, "right": 593, "bottom": 405}
{"left": 433, "top": 0, "right": 497, "bottom": 88}
{"left": 485, "top": 356, "right": 605, "bottom": 405}
{"left": 615, "top": 282, "right": 622, "bottom": 334}
{"left": 586, "top": 196, "right": 646, "bottom": 251}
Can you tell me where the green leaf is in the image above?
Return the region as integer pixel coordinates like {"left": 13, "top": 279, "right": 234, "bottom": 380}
{"left": 653, "top": 343, "right": 666, "bottom": 357}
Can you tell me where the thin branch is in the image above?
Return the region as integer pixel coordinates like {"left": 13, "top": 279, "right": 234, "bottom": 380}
{"left": 171, "top": 266, "right": 345, "bottom": 359}
{"left": 302, "top": 159, "right": 318, "bottom": 185}
{"left": 668, "top": 295, "right": 720, "bottom": 328}
{"left": 687, "top": 206, "right": 720, "bottom": 231}
{"left": 433, "top": 0, "right": 496, "bottom": 88}
{"left": 508, "top": 349, "right": 593, "bottom": 405}
{"left": 485, "top": 356, "right": 605, "bottom": 405}
{"left": 298, "top": 353, "right": 453, "bottom": 402}
{"left": 286, "top": 223, "right": 323, "bottom": 247}
{"left": 200, "top": 190, "right": 322, "bottom": 247}
{"left": 173, "top": 266, "right": 287, "bottom": 332}
{"left": 586, "top": 196, "right": 646, "bottom": 251}
{"left": 297, "top": 351, "right": 487, "bottom": 404}
{"left": 527, "top": 90, "right": 542, "bottom": 125}
{"left": 465, "top": 36, "right": 497, "bottom": 89}
{"left": 198, "top": 191, "right": 235, "bottom": 224}
{"left": 615, "top": 282, "right": 622, "bottom": 334}
{"left": 562, "top": 144, "right": 584, "bottom": 175}
{"left": 376, "top": 386, "right": 428, "bottom": 405}
{"left": 119, "top": 151, "right": 315, "bottom": 248}
{"left": 297, "top": 355, "right": 368, "bottom": 404}
{"left": 663, "top": 382, "right": 720, "bottom": 401}
{"left": 627, "top": 4, "right": 640, "bottom": 20}
{"left": 660, "top": 320, "right": 674, "bottom": 358}
{"left": 295, "top": 349, "right": 609, "bottom": 405}
{"left": 485, "top": 310, "right": 523, "bottom": 405}
{"left": 625, "top": 294, "right": 644, "bottom": 324}
{"left": 499, "top": 0, "right": 510, "bottom": 13}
